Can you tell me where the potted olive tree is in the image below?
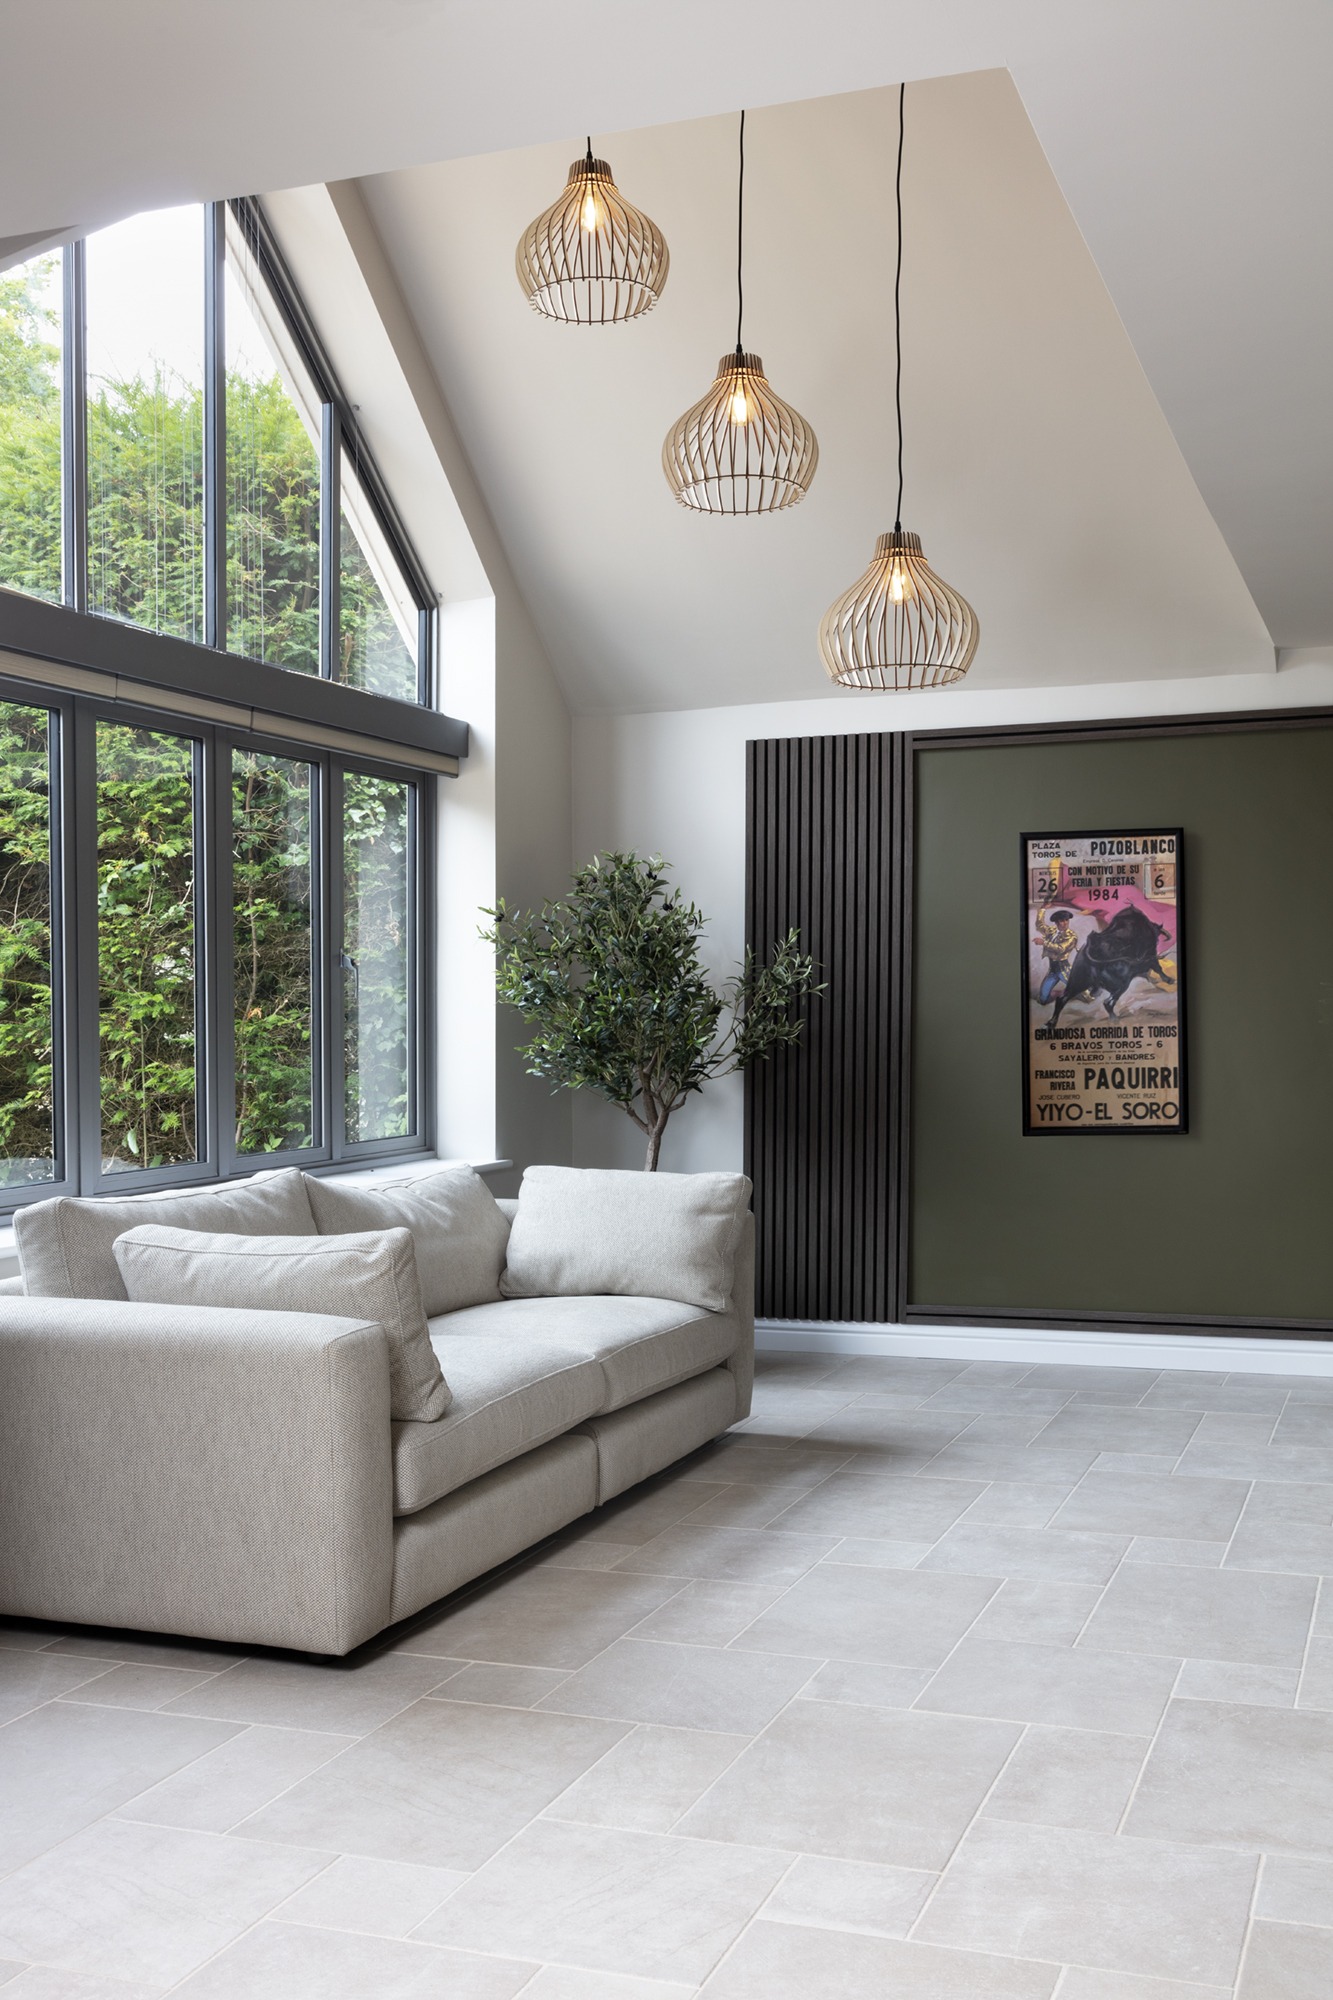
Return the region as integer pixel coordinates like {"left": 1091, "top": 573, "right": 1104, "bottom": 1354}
{"left": 483, "top": 852, "right": 821, "bottom": 1170}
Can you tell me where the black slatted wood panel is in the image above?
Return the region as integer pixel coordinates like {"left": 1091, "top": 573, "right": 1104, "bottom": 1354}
{"left": 744, "top": 733, "right": 907, "bottom": 1323}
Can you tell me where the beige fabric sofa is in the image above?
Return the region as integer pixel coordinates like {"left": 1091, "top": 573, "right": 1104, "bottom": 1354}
{"left": 0, "top": 1174, "right": 753, "bottom": 1657}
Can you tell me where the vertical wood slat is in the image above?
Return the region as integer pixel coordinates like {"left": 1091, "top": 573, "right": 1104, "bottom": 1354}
{"left": 744, "top": 732, "right": 900, "bottom": 1323}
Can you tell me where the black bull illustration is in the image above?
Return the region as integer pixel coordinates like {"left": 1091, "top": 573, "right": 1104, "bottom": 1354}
{"left": 1047, "top": 906, "right": 1173, "bottom": 1026}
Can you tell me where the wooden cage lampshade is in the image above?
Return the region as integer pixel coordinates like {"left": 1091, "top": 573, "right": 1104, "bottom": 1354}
{"left": 662, "top": 350, "right": 819, "bottom": 515}
{"left": 818, "top": 527, "right": 979, "bottom": 689}
{"left": 516, "top": 148, "right": 669, "bottom": 325}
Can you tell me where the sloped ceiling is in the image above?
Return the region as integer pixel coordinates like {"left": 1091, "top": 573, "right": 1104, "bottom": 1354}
{"left": 3, "top": 1, "right": 1331, "bottom": 676}
{"left": 360, "top": 71, "right": 1272, "bottom": 711}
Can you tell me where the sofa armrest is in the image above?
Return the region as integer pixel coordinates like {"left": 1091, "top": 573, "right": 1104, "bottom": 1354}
{"left": 726, "top": 1212, "right": 756, "bottom": 1419}
{"left": 0, "top": 1298, "right": 393, "bottom": 1656}
{"left": 0, "top": 1274, "right": 25, "bottom": 1296}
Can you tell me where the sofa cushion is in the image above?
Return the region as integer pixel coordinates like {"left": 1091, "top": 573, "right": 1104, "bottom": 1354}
{"left": 456, "top": 1293, "right": 739, "bottom": 1413}
{"left": 14, "top": 1168, "right": 315, "bottom": 1302}
{"left": 392, "top": 1329, "right": 605, "bottom": 1514}
{"left": 304, "top": 1166, "right": 509, "bottom": 1317}
{"left": 114, "top": 1224, "right": 451, "bottom": 1422}
{"left": 500, "top": 1166, "right": 751, "bottom": 1315}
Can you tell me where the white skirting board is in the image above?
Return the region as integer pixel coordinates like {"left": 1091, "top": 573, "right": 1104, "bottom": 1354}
{"left": 756, "top": 1318, "right": 1333, "bottom": 1378}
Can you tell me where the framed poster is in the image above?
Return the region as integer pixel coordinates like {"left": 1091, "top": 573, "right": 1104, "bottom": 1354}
{"left": 1022, "top": 828, "right": 1185, "bottom": 1135}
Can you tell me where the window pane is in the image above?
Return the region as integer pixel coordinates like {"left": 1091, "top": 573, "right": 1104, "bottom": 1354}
{"left": 339, "top": 458, "right": 419, "bottom": 701}
{"left": 233, "top": 749, "right": 315, "bottom": 1154}
{"left": 0, "top": 703, "right": 57, "bottom": 1186}
{"left": 97, "top": 721, "right": 197, "bottom": 1173}
{"left": 0, "top": 251, "right": 63, "bottom": 604}
{"left": 86, "top": 207, "right": 205, "bottom": 641}
{"left": 225, "top": 214, "right": 321, "bottom": 674}
{"left": 343, "top": 772, "right": 412, "bottom": 1143}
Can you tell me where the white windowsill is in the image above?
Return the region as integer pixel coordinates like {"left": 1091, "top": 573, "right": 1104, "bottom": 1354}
{"left": 0, "top": 1156, "right": 513, "bottom": 1279}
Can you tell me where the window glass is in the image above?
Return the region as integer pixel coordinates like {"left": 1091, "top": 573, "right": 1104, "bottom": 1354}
{"left": 343, "top": 772, "right": 412, "bottom": 1143}
{"left": 233, "top": 748, "right": 315, "bottom": 1154}
{"left": 85, "top": 207, "right": 206, "bottom": 641}
{"left": 339, "top": 456, "right": 419, "bottom": 701}
{"left": 225, "top": 214, "right": 321, "bottom": 673}
{"left": 0, "top": 702, "right": 57, "bottom": 1186}
{"left": 97, "top": 721, "right": 198, "bottom": 1172}
{"left": 0, "top": 251, "right": 63, "bottom": 604}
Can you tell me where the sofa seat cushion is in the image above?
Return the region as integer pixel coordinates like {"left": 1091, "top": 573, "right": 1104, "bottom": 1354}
{"left": 478, "top": 1294, "right": 739, "bottom": 1413}
{"left": 392, "top": 1331, "right": 605, "bottom": 1516}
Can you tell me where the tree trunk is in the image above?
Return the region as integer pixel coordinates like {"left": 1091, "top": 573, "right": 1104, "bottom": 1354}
{"left": 645, "top": 1117, "right": 668, "bottom": 1171}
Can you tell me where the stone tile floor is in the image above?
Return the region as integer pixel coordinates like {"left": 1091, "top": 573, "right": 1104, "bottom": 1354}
{"left": 4, "top": 1348, "right": 1333, "bottom": 1995}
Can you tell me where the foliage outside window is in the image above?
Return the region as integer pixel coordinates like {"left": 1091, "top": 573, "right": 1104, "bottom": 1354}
{"left": 0, "top": 701, "right": 55, "bottom": 1187}
{"left": 0, "top": 256, "right": 62, "bottom": 607}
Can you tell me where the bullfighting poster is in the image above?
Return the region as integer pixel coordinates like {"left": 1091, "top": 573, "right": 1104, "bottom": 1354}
{"left": 1022, "top": 828, "right": 1185, "bottom": 1135}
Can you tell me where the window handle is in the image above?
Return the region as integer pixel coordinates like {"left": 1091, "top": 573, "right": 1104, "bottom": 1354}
{"left": 340, "top": 951, "right": 359, "bottom": 998}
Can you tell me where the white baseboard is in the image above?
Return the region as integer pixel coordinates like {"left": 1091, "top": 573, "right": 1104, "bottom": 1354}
{"left": 756, "top": 1318, "right": 1333, "bottom": 1378}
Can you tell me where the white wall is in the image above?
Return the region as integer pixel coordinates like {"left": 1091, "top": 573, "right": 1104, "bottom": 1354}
{"left": 571, "top": 651, "right": 1333, "bottom": 1173}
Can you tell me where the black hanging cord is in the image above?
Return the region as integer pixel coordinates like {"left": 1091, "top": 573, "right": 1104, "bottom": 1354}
{"left": 585, "top": 135, "right": 594, "bottom": 165}
{"left": 735, "top": 109, "right": 746, "bottom": 357}
{"left": 893, "top": 82, "right": 905, "bottom": 531}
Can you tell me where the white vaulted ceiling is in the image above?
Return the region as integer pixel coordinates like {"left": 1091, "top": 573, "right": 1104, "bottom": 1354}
{"left": 2, "top": 1, "right": 1331, "bottom": 704}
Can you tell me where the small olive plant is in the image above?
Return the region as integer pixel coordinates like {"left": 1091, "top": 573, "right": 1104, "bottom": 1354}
{"left": 482, "top": 852, "right": 822, "bottom": 1170}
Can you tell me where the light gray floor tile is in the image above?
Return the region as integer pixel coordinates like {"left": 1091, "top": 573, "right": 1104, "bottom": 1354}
{"left": 919, "top": 1441, "right": 1101, "bottom": 1486}
{"left": 753, "top": 1353, "right": 843, "bottom": 1385}
{"left": 918, "top": 1637, "right": 1177, "bottom": 1734}
{"left": 396, "top": 1566, "right": 682, "bottom": 1669}
{"left": 613, "top": 1524, "right": 838, "bottom": 1583}
{"left": 0, "top": 1818, "right": 329, "bottom": 1990}
{"left": 518, "top": 1970, "right": 696, "bottom": 2000}
{"left": 819, "top": 1536, "right": 935, "bottom": 1569}
{"left": 0, "top": 1652, "right": 123, "bottom": 1725}
{"left": 272, "top": 1853, "right": 468, "bottom": 1936}
{"left": 1236, "top": 1919, "right": 1333, "bottom": 2000}
{"left": 731, "top": 1564, "right": 999, "bottom": 1668}
{"left": 948, "top": 1413, "right": 1067, "bottom": 1447}
{"left": 1174, "top": 1440, "right": 1333, "bottom": 1484}
{"left": 0, "top": 1702, "right": 239, "bottom": 1875}
{"left": 1078, "top": 1564, "right": 1317, "bottom": 1666}
{"left": 1227, "top": 1517, "right": 1333, "bottom": 1576}
{"left": 430, "top": 1663, "right": 568, "bottom": 1708}
{"left": 0, "top": 1972, "right": 167, "bottom": 2000}
{"left": 915, "top": 1818, "right": 1256, "bottom": 1986}
{"left": 0, "top": 1968, "right": 22, "bottom": 1990}
{"left": 675, "top": 1483, "right": 822, "bottom": 1531}
{"left": 1257, "top": 1854, "right": 1333, "bottom": 1925}
{"left": 1238, "top": 1480, "right": 1333, "bottom": 1525}
{"left": 677, "top": 1440, "right": 852, "bottom": 1488}
{"left": 979, "top": 1725, "right": 1150, "bottom": 1831}
{"left": 59, "top": 1664, "right": 220, "bottom": 1712}
{"left": 766, "top": 1469, "right": 984, "bottom": 1540}
{"left": 1126, "top": 1538, "right": 1225, "bottom": 1567}
{"left": 171, "top": 1922, "right": 535, "bottom": 1997}
{"left": 418, "top": 1819, "right": 788, "bottom": 1984}
{"left": 537, "top": 1636, "right": 814, "bottom": 1734}
{"left": 696, "top": 1920, "right": 1058, "bottom": 1997}
{"left": 535, "top": 1538, "right": 642, "bottom": 1571}
{"left": 1192, "top": 1414, "right": 1279, "bottom": 1447}
{"left": 626, "top": 1578, "right": 789, "bottom": 1647}
{"left": 1297, "top": 1635, "right": 1333, "bottom": 1708}
{"left": 802, "top": 1409, "right": 974, "bottom": 1456}
{"left": 1139, "top": 1381, "right": 1290, "bottom": 1414}
{"left": 919, "top": 1523, "right": 1130, "bottom": 1586}
{"left": 117, "top": 1723, "right": 355, "bottom": 1833}
{"left": 959, "top": 1481, "right": 1079, "bottom": 1528}
{"left": 1017, "top": 1367, "right": 1163, "bottom": 1396}
{"left": 800, "top": 1660, "right": 935, "bottom": 1708}
{"left": 0, "top": 1617, "right": 63, "bottom": 1651}
{"left": 1051, "top": 1470, "right": 1248, "bottom": 1542}
{"left": 1094, "top": 1454, "right": 1183, "bottom": 1475}
{"left": 761, "top": 1853, "right": 934, "bottom": 1936}
{"left": 1274, "top": 1407, "right": 1333, "bottom": 1446}
{"left": 1124, "top": 1698, "right": 1333, "bottom": 1853}
{"left": 236, "top": 1697, "right": 627, "bottom": 1869}
{"left": 677, "top": 1699, "right": 1019, "bottom": 1867}
{"left": 950, "top": 1361, "right": 1038, "bottom": 1385}
{"left": 1176, "top": 1658, "right": 1298, "bottom": 1705}
{"left": 969, "top": 1578, "right": 1104, "bottom": 1647}
{"left": 735, "top": 1392, "right": 861, "bottom": 1439}
{"left": 544, "top": 1721, "right": 750, "bottom": 1833}
{"left": 1035, "top": 1409, "right": 1204, "bottom": 1456}
{"left": 1055, "top": 1975, "right": 1230, "bottom": 2000}
{"left": 46, "top": 1633, "right": 243, "bottom": 1672}
{"left": 919, "top": 1385, "right": 1075, "bottom": 1414}
{"left": 162, "top": 1650, "right": 461, "bottom": 1735}
{"left": 569, "top": 1479, "right": 734, "bottom": 1546}
{"left": 817, "top": 1359, "right": 969, "bottom": 1393}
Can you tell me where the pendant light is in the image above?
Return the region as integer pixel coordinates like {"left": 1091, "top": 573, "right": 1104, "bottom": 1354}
{"left": 663, "top": 112, "right": 818, "bottom": 515}
{"left": 818, "top": 86, "right": 978, "bottom": 688}
{"left": 516, "top": 139, "right": 669, "bottom": 325}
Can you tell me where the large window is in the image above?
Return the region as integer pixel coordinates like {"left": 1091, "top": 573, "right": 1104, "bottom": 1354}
{"left": 0, "top": 200, "right": 434, "bottom": 701}
{"left": 0, "top": 677, "right": 430, "bottom": 1208}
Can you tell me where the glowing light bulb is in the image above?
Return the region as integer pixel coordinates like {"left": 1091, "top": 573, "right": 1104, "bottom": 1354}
{"left": 729, "top": 385, "right": 751, "bottom": 425}
{"left": 579, "top": 186, "right": 605, "bottom": 232}
{"left": 887, "top": 558, "right": 912, "bottom": 603}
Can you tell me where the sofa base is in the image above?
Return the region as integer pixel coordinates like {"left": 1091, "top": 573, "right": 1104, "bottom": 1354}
{"left": 389, "top": 1365, "right": 738, "bottom": 1629}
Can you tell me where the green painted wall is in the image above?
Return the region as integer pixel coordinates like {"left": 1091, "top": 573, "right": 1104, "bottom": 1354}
{"left": 910, "top": 726, "right": 1333, "bottom": 1321}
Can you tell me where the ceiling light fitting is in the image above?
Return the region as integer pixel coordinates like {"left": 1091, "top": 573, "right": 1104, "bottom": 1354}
{"left": 516, "top": 139, "right": 668, "bottom": 325}
{"left": 663, "top": 111, "right": 818, "bottom": 515}
{"left": 818, "top": 84, "right": 978, "bottom": 689}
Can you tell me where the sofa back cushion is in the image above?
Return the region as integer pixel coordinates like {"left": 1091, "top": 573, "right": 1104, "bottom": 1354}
{"left": 113, "top": 1222, "right": 450, "bottom": 1421}
{"left": 303, "top": 1166, "right": 509, "bottom": 1318}
{"left": 500, "top": 1166, "right": 752, "bottom": 1315}
{"left": 14, "top": 1168, "right": 315, "bottom": 1303}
